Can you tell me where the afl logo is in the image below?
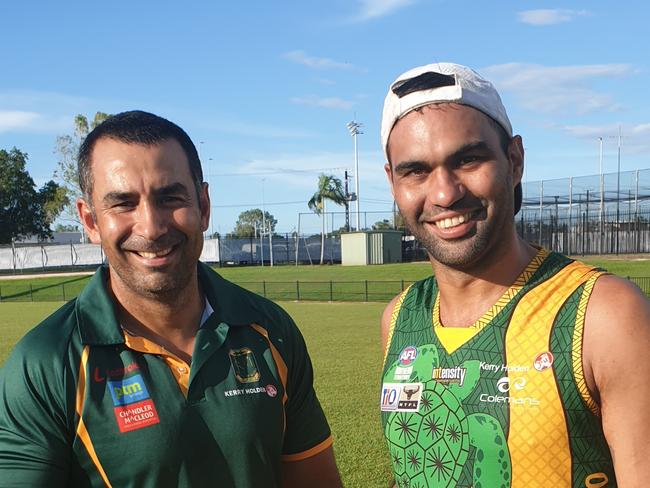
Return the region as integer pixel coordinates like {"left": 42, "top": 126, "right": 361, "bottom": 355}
{"left": 399, "top": 346, "right": 418, "bottom": 366}
{"left": 533, "top": 352, "right": 554, "bottom": 372}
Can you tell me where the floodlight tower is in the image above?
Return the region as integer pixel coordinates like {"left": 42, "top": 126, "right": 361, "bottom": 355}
{"left": 347, "top": 120, "right": 363, "bottom": 231}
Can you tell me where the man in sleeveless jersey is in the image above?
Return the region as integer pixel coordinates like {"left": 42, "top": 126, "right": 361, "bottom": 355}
{"left": 379, "top": 63, "right": 650, "bottom": 487}
{"left": 0, "top": 111, "right": 342, "bottom": 487}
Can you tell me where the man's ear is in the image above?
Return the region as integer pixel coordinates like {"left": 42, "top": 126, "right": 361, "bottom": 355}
{"left": 199, "top": 182, "right": 210, "bottom": 232}
{"left": 508, "top": 135, "right": 525, "bottom": 186}
{"left": 384, "top": 162, "right": 395, "bottom": 200}
{"left": 77, "top": 197, "right": 101, "bottom": 244}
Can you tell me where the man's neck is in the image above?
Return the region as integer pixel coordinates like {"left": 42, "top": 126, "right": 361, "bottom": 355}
{"left": 108, "top": 270, "right": 204, "bottom": 361}
{"left": 432, "top": 235, "right": 537, "bottom": 328}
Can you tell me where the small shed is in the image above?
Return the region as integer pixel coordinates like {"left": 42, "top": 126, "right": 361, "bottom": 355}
{"left": 341, "top": 230, "right": 403, "bottom": 265}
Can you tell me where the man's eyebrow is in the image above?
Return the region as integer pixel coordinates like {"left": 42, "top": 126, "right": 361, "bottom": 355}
{"left": 153, "top": 182, "right": 191, "bottom": 197}
{"left": 448, "top": 141, "right": 493, "bottom": 159}
{"left": 102, "top": 191, "right": 137, "bottom": 205}
{"left": 392, "top": 160, "right": 430, "bottom": 173}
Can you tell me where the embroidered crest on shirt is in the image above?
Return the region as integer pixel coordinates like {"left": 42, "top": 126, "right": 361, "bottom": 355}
{"left": 229, "top": 348, "right": 261, "bottom": 383}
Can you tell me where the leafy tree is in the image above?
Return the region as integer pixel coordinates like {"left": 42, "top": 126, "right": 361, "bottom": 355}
{"left": 307, "top": 174, "right": 346, "bottom": 264}
{"left": 231, "top": 208, "right": 277, "bottom": 238}
{"left": 38, "top": 180, "right": 70, "bottom": 227}
{"left": 55, "top": 224, "right": 80, "bottom": 232}
{"left": 372, "top": 219, "right": 393, "bottom": 230}
{"left": 0, "top": 148, "right": 66, "bottom": 244}
{"left": 54, "top": 112, "right": 110, "bottom": 224}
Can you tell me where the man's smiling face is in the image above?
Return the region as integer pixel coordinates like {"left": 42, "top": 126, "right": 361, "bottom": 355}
{"left": 78, "top": 137, "right": 209, "bottom": 300}
{"left": 385, "top": 103, "right": 523, "bottom": 270}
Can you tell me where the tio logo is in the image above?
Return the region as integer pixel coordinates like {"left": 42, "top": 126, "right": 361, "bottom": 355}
{"left": 381, "top": 386, "right": 400, "bottom": 411}
{"left": 399, "top": 346, "right": 418, "bottom": 366}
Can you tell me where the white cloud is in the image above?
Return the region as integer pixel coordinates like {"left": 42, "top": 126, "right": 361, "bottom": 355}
{"left": 517, "top": 9, "right": 589, "bottom": 26}
{"left": 232, "top": 149, "right": 387, "bottom": 193}
{"left": 290, "top": 96, "right": 355, "bottom": 110}
{"left": 482, "top": 63, "right": 633, "bottom": 114}
{"left": 354, "top": 0, "right": 416, "bottom": 21}
{"left": 202, "top": 119, "right": 314, "bottom": 139}
{"left": 0, "top": 111, "right": 41, "bottom": 133}
{"left": 559, "top": 123, "right": 650, "bottom": 156}
{"left": 284, "top": 50, "right": 355, "bottom": 71}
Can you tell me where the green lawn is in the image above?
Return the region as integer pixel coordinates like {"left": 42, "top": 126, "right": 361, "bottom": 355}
{"left": 3, "top": 257, "right": 650, "bottom": 303}
{"left": 0, "top": 301, "right": 393, "bottom": 487}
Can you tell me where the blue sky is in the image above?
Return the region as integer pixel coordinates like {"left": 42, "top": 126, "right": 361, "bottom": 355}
{"left": 2, "top": 0, "right": 649, "bottom": 235}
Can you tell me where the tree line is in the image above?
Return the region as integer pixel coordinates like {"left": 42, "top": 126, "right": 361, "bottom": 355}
{"left": 1, "top": 111, "right": 404, "bottom": 251}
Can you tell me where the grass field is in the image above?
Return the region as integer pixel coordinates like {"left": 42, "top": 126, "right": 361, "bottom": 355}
{"left": 2, "top": 256, "right": 650, "bottom": 303}
{"left": 2, "top": 256, "right": 650, "bottom": 486}
{"left": 0, "top": 300, "right": 393, "bottom": 487}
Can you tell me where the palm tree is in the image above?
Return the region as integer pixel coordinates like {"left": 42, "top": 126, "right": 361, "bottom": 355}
{"left": 308, "top": 174, "right": 347, "bottom": 264}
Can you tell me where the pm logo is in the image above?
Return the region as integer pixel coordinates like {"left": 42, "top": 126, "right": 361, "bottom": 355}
{"left": 229, "top": 348, "right": 260, "bottom": 384}
{"left": 108, "top": 374, "right": 150, "bottom": 406}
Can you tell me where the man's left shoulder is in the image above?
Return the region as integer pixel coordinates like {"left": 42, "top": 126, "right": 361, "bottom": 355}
{"left": 199, "top": 263, "right": 298, "bottom": 333}
{"left": 587, "top": 273, "right": 650, "bottom": 322}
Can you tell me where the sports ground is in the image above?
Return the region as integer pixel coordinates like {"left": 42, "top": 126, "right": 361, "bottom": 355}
{"left": 1, "top": 257, "right": 649, "bottom": 487}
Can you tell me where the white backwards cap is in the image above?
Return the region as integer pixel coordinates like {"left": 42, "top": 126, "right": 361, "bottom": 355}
{"left": 381, "top": 62, "right": 512, "bottom": 161}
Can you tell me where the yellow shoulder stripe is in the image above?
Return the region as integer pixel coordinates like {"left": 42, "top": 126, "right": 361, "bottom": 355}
{"left": 75, "top": 346, "right": 112, "bottom": 488}
{"left": 250, "top": 323, "right": 289, "bottom": 433}
{"left": 382, "top": 285, "right": 412, "bottom": 367}
{"left": 572, "top": 272, "right": 604, "bottom": 416}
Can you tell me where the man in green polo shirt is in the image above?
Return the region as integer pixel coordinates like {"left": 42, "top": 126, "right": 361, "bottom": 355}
{"left": 0, "top": 111, "right": 342, "bottom": 487}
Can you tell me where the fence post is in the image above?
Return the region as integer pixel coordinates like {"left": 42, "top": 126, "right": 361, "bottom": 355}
{"left": 364, "top": 280, "right": 368, "bottom": 302}
{"left": 30, "top": 284, "right": 33, "bottom": 302}
{"left": 62, "top": 283, "right": 66, "bottom": 302}
{"left": 262, "top": 280, "right": 266, "bottom": 298}
{"left": 296, "top": 281, "right": 300, "bottom": 301}
{"left": 0, "top": 286, "right": 2, "bottom": 302}
{"left": 401, "top": 279, "right": 404, "bottom": 291}
{"left": 329, "top": 280, "right": 333, "bottom": 302}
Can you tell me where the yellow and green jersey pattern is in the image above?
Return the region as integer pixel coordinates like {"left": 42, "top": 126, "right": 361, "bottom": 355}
{"left": 381, "top": 250, "right": 615, "bottom": 488}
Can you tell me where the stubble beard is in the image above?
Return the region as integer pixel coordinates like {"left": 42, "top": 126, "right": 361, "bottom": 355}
{"left": 404, "top": 193, "right": 515, "bottom": 271}
{"left": 108, "top": 232, "right": 202, "bottom": 303}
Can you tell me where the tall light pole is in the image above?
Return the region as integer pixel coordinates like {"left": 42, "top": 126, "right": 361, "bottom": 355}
{"left": 347, "top": 120, "right": 363, "bottom": 231}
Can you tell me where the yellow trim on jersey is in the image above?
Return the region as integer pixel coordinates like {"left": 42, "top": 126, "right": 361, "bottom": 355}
{"left": 382, "top": 285, "right": 412, "bottom": 366}
{"left": 250, "top": 323, "right": 289, "bottom": 432}
{"left": 281, "top": 435, "right": 334, "bottom": 462}
{"left": 122, "top": 332, "right": 190, "bottom": 396}
{"left": 432, "top": 324, "right": 479, "bottom": 354}
{"left": 572, "top": 272, "right": 604, "bottom": 417}
{"left": 75, "top": 346, "right": 112, "bottom": 488}
{"left": 505, "top": 261, "right": 599, "bottom": 487}
{"left": 433, "top": 248, "right": 548, "bottom": 354}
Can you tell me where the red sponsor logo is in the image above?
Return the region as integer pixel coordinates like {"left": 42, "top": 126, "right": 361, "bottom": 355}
{"left": 534, "top": 352, "right": 554, "bottom": 372}
{"left": 266, "top": 384, "right": 278, "bottom": 398}
{"left": 113, "top": 399, "right": 160, "bottom": 433}
{"left": 93, "top": 362, "right": 140, "bottom": 383}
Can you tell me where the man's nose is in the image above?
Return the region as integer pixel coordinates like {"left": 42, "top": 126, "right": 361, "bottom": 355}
{"left": 427, "top": 168, "right": 465, "bottom": 209}
{"left": 134, "top": 202, "right": 168, "bottom": 241}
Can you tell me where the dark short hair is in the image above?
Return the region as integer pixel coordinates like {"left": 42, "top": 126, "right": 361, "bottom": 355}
{"left": 78, "top": 110, "right": 203, "bottom": 200}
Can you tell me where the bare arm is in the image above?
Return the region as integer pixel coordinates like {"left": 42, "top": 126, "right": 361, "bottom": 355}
{"left": 281, "top": 446, "right": 342, "bottom": 488}
{"left": 584, "top": 275, "right": 650, "bottom": 485}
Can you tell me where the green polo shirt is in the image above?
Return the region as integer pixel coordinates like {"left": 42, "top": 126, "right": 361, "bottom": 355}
{"left": 0, "top": 263, "right": 332, "bottom": 487}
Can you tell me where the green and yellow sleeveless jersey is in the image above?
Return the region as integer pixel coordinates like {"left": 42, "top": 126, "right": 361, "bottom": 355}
{"left": 381, "top": 249, "right": 615, "bottom": 488}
